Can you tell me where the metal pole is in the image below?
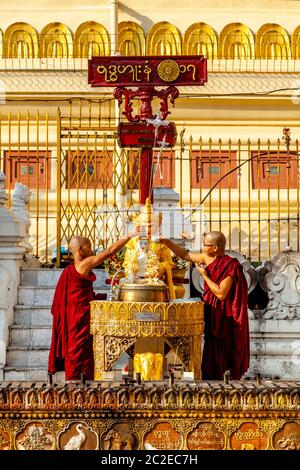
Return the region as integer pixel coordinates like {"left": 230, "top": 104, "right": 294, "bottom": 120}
{"left": 110, "top": 1, "right": 127, "bottom": 236}
{"left": 110, "top": 0, "right": 118, "bottom": 55}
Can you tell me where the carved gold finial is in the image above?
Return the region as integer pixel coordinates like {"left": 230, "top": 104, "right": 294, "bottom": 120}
{"left": 132, "top": 197, "right": 159, "bottom": 240}
{"left": 145, "top": 197, "right": 152, "bottom": 239}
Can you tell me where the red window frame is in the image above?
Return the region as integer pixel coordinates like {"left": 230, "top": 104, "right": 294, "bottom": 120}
{"left": 3, "top": 151, "right": 51, "bottom": 189}
{"left": 152, "top": 150, "right": 175, "bottom": 188}
{"left": 66, "top": 150, "right": 113, "bottom": 189}
{"left": 251, "top": 152, "right": 298, "bottom": 189}
{"left": 191, "top": 150, "right": 238, "bottom": 189}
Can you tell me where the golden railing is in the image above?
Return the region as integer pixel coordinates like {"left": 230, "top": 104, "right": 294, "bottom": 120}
{"left": 0, "top": 104, "right": 299, "bottom": 265}
{"left": 0, "top": 109, "right": 53, "bottom": 261}
{"left": 184, "top": 135, "right": 300, "bottom": 262}
{"left": 55, "top": 101, "right": 142, "bottom": 267}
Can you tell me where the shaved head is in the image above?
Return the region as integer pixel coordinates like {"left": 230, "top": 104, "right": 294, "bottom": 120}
{"left": 69, "top": 236, "right": 91, "bottom": 255}
{"left": 204, "top": 231, "right": 226, "bottom": 249}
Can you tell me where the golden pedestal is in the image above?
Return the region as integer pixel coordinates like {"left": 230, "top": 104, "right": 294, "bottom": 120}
{"left": 90, "top": 300, "right": 204, "bottom": 381}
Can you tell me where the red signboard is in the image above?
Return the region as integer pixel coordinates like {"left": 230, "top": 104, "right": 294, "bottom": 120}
{"left": 117, "top": 121, "right": 177, "bottom": 148}
{"left": 88, "top": 55, "right": 207, "bottom": 87}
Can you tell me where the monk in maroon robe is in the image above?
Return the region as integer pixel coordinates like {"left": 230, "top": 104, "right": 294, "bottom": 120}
{"left": 163, "top": 231, "right": 249, "bottom": 380}
{"left": 48, "top": 230, "right": 140, "bottom": 380}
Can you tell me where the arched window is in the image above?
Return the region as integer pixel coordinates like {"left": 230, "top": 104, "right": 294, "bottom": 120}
{"left": 4, "top": 23, "right": 39, "bottom": 58}
{"left": 0, "top": 29, "right": 3, "bottom": 58}
{"left": 118, "top": 21, "right": 145, "bottom": 55}
{"left": 219, "top": 23, "right": 254, "bottom": 59}
{"left": 184, "top": 23, "right": 217, "bottom": 58}
{"left": 40, "top": 23, "right": 73, "bottom": 58}
{"left": 146, "top": 22, "right": 181, "bottom": 55}
{"left": 256, "top": 24, "right": 291, "bottom": 59}
{"left": 292, "top": 25, "right": 300, "bottom": 59}
{"left": 74, "top": 21, "right": 110, "bottom": 57}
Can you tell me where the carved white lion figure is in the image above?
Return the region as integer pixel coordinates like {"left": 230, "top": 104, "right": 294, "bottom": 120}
{"left": 0, "top": 264, "right": 14, "bottom": 309}
{"left": 12, "top": 183, "right": 33, "bottom": 252}
{"left": 258, "top": 250, "right": 300, "bottom": 319}
{"left": 0, "top": 171, "right": 8, "bottom": 206}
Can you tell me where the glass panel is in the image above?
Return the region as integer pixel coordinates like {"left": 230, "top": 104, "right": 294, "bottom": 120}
{"left": 207, "top": 166, "right": 220, "bottom": 175}
{"left": 269, "top": 166, "right": 280, "bottom": 175}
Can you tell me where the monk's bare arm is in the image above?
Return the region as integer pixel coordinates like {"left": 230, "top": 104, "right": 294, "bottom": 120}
{"left": 162, "top": 239, "right": 206, "bottom": 264}
{"left": 197, "top": 265, "right": 233, "bottom": 300}
{"left": 80, "top": 234, "right": 133, "bottom": 271}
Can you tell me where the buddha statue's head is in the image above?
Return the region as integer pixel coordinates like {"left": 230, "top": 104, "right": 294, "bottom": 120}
{"left": 137, "top": 237, "right": 150, "bottom": 253}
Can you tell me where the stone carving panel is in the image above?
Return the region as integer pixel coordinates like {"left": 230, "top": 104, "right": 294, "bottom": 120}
{"left": 0, "top": 265, "right": 14, "bottom": 310}
{"left": 101, "top": 422, "right": 137, "bottom": 450}
{"left": 0, "top": 429, "right": 11, "bottom": 450}
{"left": 15, "top": 422, "right": 55, "bottom": 450}
{"left": 187, "top": 422, "right": 225, "bottom": 450}
{"left": 12, "top": 182, "right": 33, "bottom": 253}
{"left": 101, "top": 388, "right": 116, "bottom": 409}
{"left": 41, "top": 387, "right": 56, "bottom": 409}
{"left": 58, "top": 421, "right": 98, "bottom": 450}
{"left": 273, "top": 421, "right": 300, "bottom": 450}
{"left": 192, "top": 249, "right": 258, "bottom": 294}
{"left": 258, "top": 251, "right": 300, "bottom": 319}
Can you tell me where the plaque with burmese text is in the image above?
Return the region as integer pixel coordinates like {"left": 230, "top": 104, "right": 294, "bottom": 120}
{"left": 230, "top": 422, "right": 269, "bottom": 450}
{"left": 88, "top": 56, "right": 207, "bottom": 87}
{"left": 187, "top": 422, "right": 225, "bottom": 450}
{"left": 135, "top": 312, "right": 161, "bottom": 321}
{"left": 144, "top": 422, "right": 183, "bottom": 450}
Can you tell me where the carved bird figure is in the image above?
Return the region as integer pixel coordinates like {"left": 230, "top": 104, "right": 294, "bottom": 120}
{"left": 144, "top": 442, "right": 158, "bottom": 450}
{"left": 63, "top": 424, "right": 86, "bottom": 450}
{"left": 146, "top": 116, "right": 170, "bottom": 128}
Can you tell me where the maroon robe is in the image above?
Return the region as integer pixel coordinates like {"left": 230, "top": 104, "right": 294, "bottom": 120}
{"left": 201, "top": 255, "right": 249, "bottom": 380}
{"left": 48, "top": 264, "right": 106, "bottom": 380}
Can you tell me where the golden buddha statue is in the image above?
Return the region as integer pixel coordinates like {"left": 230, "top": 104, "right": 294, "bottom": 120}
{"left": 123, "top": 198, "right": 176, "bottom": 299}
{"left": 123, "top": 236, "right": 175, "bottom": 299}
{"left": 133, "top": 352, "right": 163, "bottom": 381}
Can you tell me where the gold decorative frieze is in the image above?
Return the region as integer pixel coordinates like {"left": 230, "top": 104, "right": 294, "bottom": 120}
{"left": 1, "top": 382, "right": 300, "bottom": 414}
{"left": 0, "top": 383, "right": 299, "bottom": 450}
{"left": 90, "top": 300, "right": 204, "bottom": 337}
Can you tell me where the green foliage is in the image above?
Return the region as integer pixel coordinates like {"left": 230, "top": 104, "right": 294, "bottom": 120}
{"left": 103, "top": 247, "right": 126, "bottom": 274}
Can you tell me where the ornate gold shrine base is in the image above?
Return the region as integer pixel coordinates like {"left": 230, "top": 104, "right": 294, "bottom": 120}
{"left": 90, "top": 300, "right": 204, "bottom": 381}
{"left": 0, "top": 381, "right": 300, "bottom": 450}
